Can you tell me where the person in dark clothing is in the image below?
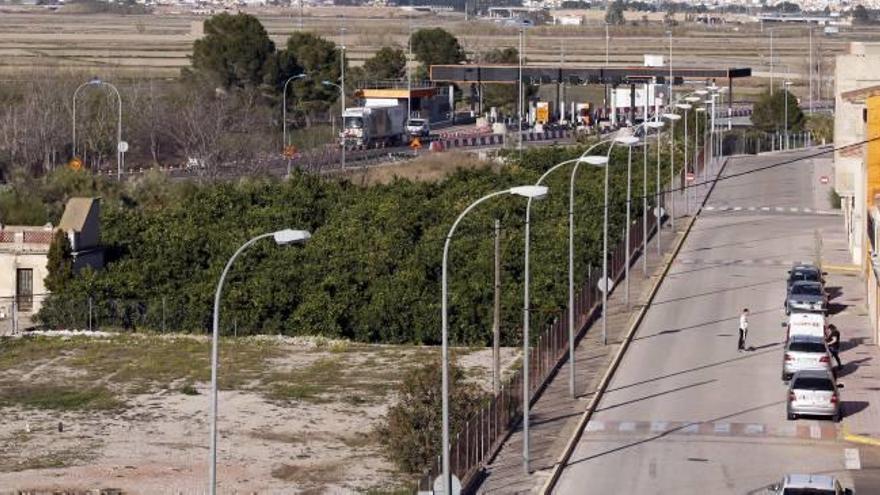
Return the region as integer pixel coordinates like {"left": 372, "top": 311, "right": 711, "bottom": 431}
{"left": 738, "top": 308, "right": 749, "bottom": 351}
{"left": 826, "top": 324, "right": 842, "bottom": 369}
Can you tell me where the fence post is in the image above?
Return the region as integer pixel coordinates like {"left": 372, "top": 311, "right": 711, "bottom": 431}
{"left": 88, "top": 296, "right": 92, "bottom": 331}
{"left": 11, "top": 298, "right": 16, "bottom": 335}
{"left": 162, "top": 296, "right": 166, "bottom": 333}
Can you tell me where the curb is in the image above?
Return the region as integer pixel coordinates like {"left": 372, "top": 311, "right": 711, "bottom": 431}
{"left": 842, "top": 424, "right": 880, "bottom": 447}
{"left": 538, "top": 156, "right": 730, "bottom": 494}
{"left": 823, "top": 263, "right": 861, "bottom": 274}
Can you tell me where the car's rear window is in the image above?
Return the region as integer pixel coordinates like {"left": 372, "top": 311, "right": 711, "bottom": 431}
{"left": 792, "top": 285, "right": 822, "bottom": 296}
{"left": 792, "top": 271, "right": 820, "bottom": 282}
{"left": 789, "top": 341, "right": 826, "bottom": 353}
{"left": 792, "top": 377, "right": 835, "bottom": 391}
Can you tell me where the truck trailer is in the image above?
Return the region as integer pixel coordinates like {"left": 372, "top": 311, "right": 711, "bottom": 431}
{"left": 341, "top": 104, "right": 407, "bottom": 147}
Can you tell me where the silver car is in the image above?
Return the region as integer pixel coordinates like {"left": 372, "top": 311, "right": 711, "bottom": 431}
{"left": 785, "top": 281, "right": 827, "bottom": 315}
{"left": 786, "top": 369, "right": 841, "bottom": 422}
{"left": 770, "top": 473, "right": 853, "bottom": 494}
{"left": 782, "top": 334, "right": 831, "bottom": 381}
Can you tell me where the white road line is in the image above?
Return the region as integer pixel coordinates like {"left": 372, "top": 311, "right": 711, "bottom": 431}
{"left": 650, "top": 421, "right": 668, "bottom": 433}
{"left": 744, "top": 424, "right": 764, "bottom": 435}
{"left": 775, "top": 207, "right": 785, "bottom": 212}
{"left": 761, "top": 207, "right": 771, "bottom": 211}
{"left": 681, "top": 423, "right": 700, "bottom": 434}
{"left": 845, "top": 448, "right": 862, "bottom": 470}
{"left": 748, "top": 206, "right": 756, "bottom": 211}
{"left": 733, "top": 206, "right": 743, "bottom": 211}
{"left": 585, "top": 420, "right": 605, "bottom": 432}
{"left": 619, "top": 421, "right": 636, "bottom": 432}
{"left": 741, "top": 259, "right": 754, "bottom": 264}
{"left": 789, "top": 207, "right": 798, "bottom": 212}
{"left": 705, "top": 206, "right": 716, "bottom": 211}
{"left": 714, "top": 423, "right": 731, "bottom": 434}
{"left": 810, "top": 424, "right": 822, "bottom": 439}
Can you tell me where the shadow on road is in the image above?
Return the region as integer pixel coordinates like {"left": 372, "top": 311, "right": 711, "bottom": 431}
{"left": 596, "top": 379, "right": 717, "bottom": 413}
{"left": 838, "top": 357, "right": 872, "bottom": 378}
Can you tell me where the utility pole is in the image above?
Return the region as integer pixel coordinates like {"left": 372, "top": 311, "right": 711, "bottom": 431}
{"left": 493, "top": 219, "right": 501, "bottom": 396}
{"left": 770, "top": 29, "right": 774, "bottom": 95}
{"left": 341, "top": 25, "right": 346, "bottom": 169}
{"left": 519, "top": 27, "right": 524, "bottom": 159}
{"left": 809, "top": 27, "right": 813, "bottom": 113}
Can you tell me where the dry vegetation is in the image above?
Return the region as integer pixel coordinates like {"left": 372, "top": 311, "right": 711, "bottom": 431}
{"left": 0, "top": 333, "right": 518, "bottom": 493}
{"left": 337, "top": 150, "right": 497, "bottom": 185}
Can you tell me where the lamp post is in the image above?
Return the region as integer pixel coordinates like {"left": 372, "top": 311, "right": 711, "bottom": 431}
{"left": 616, "top": 135, "right": 639, "bottom": 307}
{"left": 282, "top": 74, "right": 308, "bottom": 148}
{"left": 440, "top": 185, "right": 548, "bottom": 492}
{"left": 784, "top": 80, "right": 792, "bottom": 150}
{"left": 209, "top": 229, "right": 311, "bottom": 495}
{"left": 72, "top": 78, "right": 123, "bottom": 180}
{"left": 322, "top": 80, "right": 346, "bottom": 169}
{"left": 663, "top": 113, "right": 682, "bottom": 228}
{"left": 695, "top": 106, "right": 705, "bottom": 203}
{"left": 519, "top": 26, "right": 525, "bottom": 158}
{"left": 647, "top": 120, "right": 665, "bottom": 254}
{"left": 641, "top": 81, "right": 650, "bottom": 276}
{"left": 678, "top": 101, "right": 694, "bottom": 215}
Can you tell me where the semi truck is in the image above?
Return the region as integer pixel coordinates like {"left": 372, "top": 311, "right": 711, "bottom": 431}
{"left": 341, "top": 104, "right": 407, "bottom": 148}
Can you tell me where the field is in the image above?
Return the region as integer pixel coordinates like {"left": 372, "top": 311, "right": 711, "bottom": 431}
{"left": 2, "top": 5, "right": 879, "bottom": 102}
{"left": 0, "top": 332, "right": 517, "bottom": 493}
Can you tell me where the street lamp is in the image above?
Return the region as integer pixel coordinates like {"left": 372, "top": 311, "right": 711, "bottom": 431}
{"left": 72, "top": 77, "right": 123, "bottom": 180}
{"left": 678, "top": 101, "right": 694, "bottom": 215}
{"left": 209, "top": 229, "right": 311, "bottom": 495}
{"left": 695, "top": 106, "right": 706, "bottom": 199}
{"left": 663, "top": 113, "right": 682, "bottom": 228}
{"left": 322, "top": 80, "right": 346, "bottom": 169}
{"left": 647, "top": 120, "right": 666, "bottom": 255}
{"left": 440, "top": 185, "right": 548, "bottom": 493}
{"left": 282, "top": 74, "right": 308, "bottom": 148}
{"left": 615, "top": 135, "right": 640, "bottom": 308}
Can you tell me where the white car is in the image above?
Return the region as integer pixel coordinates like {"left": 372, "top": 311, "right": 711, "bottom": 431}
{"left": 406, "top": 118, "right": 430, "bottom": 137}
{"left": 771, "top": 473, "right": 853, "bottom": 494}
{"left": 783, "top": 312, "right": 826, "bottom": 341}
{"left": 786, "top": 369, "right": 842, "bottom": 422}
{"left": 782, "top": 334, "right": 831, "bottom": 381}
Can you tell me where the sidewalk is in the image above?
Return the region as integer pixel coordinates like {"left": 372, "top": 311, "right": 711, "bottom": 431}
{"left": 475, "top": 157, "right": 722, "bottom": 494}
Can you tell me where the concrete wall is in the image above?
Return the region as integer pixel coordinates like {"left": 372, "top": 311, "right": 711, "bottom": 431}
{"left": 0, "top": 248, "right": 49, "bottom": 316}
{"left": 834, "top": 42, "right": 880, "bottom": 264}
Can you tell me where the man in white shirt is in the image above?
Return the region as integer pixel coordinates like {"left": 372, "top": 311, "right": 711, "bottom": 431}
{"left": 738, "top": 308, "right": 749, "bottom": 352}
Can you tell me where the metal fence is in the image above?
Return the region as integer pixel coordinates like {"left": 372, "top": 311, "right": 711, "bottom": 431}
{"left": 723, "top": 130, "right": 816, "bottom": 156}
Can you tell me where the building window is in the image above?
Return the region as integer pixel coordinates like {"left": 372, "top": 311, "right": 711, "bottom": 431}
{"left": 16, "top": 268, "right": 32, "bottom": 312}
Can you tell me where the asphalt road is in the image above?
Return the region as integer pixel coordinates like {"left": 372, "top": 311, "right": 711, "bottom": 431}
{"left": 554, "top": 149, "right": 861, "bottom": 494}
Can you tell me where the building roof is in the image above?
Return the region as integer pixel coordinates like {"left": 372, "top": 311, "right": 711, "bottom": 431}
{"left": 58, "top": 197, "right": 96, "bottom": 233}
{"left": 841, "top": 84, "right": 880, "bottom": 103}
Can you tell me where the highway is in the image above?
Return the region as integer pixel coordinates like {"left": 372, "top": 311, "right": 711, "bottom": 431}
{"left": 554, "top": 149, "right": 861, "bottom": 493}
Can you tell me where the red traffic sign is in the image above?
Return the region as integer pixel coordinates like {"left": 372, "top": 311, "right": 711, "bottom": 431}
{"left": 819, "top": 175, "right": 829, "bottom": 185}
{"left": 282, "top": 144, "right": 298, "bottom": 159}
{"left": 686, "top": 172, "right": 695, "bottom": 183}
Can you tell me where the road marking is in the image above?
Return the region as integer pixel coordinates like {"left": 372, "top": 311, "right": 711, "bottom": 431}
{"left": 733, "top": 206, "right": 743, "bottom": 211}
{"left": 585, "top": 420, "right": 605, "bottom": 432}
{"left": 681, "top": 423, "right": 700, "bottom": 434}
{"left": 761, "top": 207, "right": 771, "bottom": 211}
{"left": 845, "top": 448, "right": 862, "bottom": 470}
{"left": 810, "top": 424, "right": 822, "bottom": 439}
{"left": 619, "top": 421, "right": 636, "bottom": 432}
{"left": 702, "top": 204, "right": 842, "bottom": 217}
{"left": 744, "top": 424, "right": 764, "bottom": 435}
{"left": 714, "top": 422, "right": 731, "bottom": 434}
{"left": 650, "top": 421, "right": 668, "bottom": 433}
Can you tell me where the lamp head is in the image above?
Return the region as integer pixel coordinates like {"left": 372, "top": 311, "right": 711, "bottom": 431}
{"left": 321, "top": 80, "right": 333, "bottom": 86}
{"left": 695, "top": 89, "right": 708, "bottom": 96}
{"left": 510, "top": 185, "right": 549, "bottom": 200}
{"left": 273, "top": 229, "right": 311, "bottom": 245}
{"left": 676, "top": 103, "right": 692, "bottom": 110}
{"left": 664, "top": 113, "right": 682, "bottom": 120}
{"left": 580, "top": 155, "right": 609, "bottom": 166}
{"left": 89, "top": 77, "right": 102, "bottom": 85}
{"left": 646, "top": 121, "right": 665, "bottom": 129}
{"left": 614, "top": 136, "right": 640, "bottom": 146}
{"left": 685, "top": 96, "right": 700, "bottom": 103}
{"left": 695, "top": 107, "right": 706, "bottom": 113}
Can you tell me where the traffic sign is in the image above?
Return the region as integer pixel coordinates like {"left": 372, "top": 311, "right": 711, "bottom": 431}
{"left": 686, "top": 172, "right": 695, "bottom": 183}
{"left": 117, "top": 141, "right": 129, "bottom": 153}
{"left": 283, "top": 144, "right": 298, "bottom": 159}
{"left": 433, "top": 475, "right": 461, "bottom": 495}
{"left": 653, "top": 206, "right": 666, "bottom": 218}
{"left": 68, "top": 157, "right": 83, "bottom": 171}
{"left": 819, "top": 175, "right": 829, "bottom": 185}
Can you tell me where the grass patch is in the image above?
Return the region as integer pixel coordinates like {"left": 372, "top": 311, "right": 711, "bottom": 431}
{"left": 179, "top": 382, "right": 199, "bottom": 396}
{"left": 268, "top": 382, "right": 325, "bottom": 403}
{"left": 0, "top": 383, "right": 123, "bottom": 411}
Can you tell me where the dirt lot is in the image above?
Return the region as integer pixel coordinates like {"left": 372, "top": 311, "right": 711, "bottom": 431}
{"left": 0, "top": 333, "right": 517, "bottom": 493}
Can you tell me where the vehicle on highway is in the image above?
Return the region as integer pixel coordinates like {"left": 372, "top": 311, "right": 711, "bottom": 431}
{"left": 341, "top": 104, "right": 406, "bottom": 148}
{"left": 785, "top": 280, "right": 827, "bottom": 315}
{"left": 406, "top": 118, "right": 430, "bottom": 138}
{"left": 770, "top": 473, "right": 853, "bottom": 494}
{"left": 783, "top": 312, "right": 827, "bottom": 341}
{"left": 782, "top": 334, "right": 831, "bottom": 381}
{"left": 786, "top": 369, "right": 841, "bottom": 421}
{"left": 786, "top": 263, "right": 825, "bottom": 292}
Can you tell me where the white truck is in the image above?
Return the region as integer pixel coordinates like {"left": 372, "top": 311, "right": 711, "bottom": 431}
{"left": 341, "top": 104, "right": 406, "bottom": 148}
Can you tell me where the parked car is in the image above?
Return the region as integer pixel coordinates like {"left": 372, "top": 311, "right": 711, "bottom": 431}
{"left": 786, "top": 263, "right": 825, "bottom": 292}
{"left": 785, "top": 280, "right": 827, "bottom": 315}
{"left": 786, "top": 369, "right": 842, "bottom": 421}
{"left": 782, "top": 312, "right": 827, "bottom": 341}
{"left": 770, "top": 473, "right": 853, "bottom": 494}
{"left": 782, "top": 334, "right": 831, "bottom": 381}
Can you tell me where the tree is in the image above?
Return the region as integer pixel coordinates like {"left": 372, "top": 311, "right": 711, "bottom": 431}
{"left": 410, "top": 28, "right": 465, "bottom": 74}
{"left": 381, "top": 358, "right": 483, "bottom": 473}
{"left": 605, "top": 0, "right": 626, "bottom": 25}
{"left": 752, "top": 87, "right": 805, "bottom": 134}
{"left": 190, "top": 13, "right": 275, "bottom": 89}
{"left": 481, "top": 47, "right": 520, "bottom": 114}
{"left": 853, "top": 4, "right": 873, "bottom": 25}
{"left": 46, "top": 230, "right": 73, "bottom": 293}
{"left": 363, "top": 47, "right": 407, "bottom": 81}
{"left": 278, "top": 32, "right": 345, "bottom": 125}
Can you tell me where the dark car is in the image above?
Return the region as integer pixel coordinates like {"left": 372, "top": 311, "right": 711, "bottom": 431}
{"left": 786, "top": 264, "right": 824, "bottom": 293}
{"left": 785, "top": 281, "right": 827, "bottom": 315}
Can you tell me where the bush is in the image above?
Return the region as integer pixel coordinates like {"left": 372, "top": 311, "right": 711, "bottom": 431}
{"left": 380, "top": 358, "right": 483, "bottom": 474}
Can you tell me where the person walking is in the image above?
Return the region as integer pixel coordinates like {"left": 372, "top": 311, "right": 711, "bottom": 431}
{"left": 738, "top": 308, "right": 749, "bottom": 352}
{"left": 826, "top": 324, "right": 842, "bottom": 369}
